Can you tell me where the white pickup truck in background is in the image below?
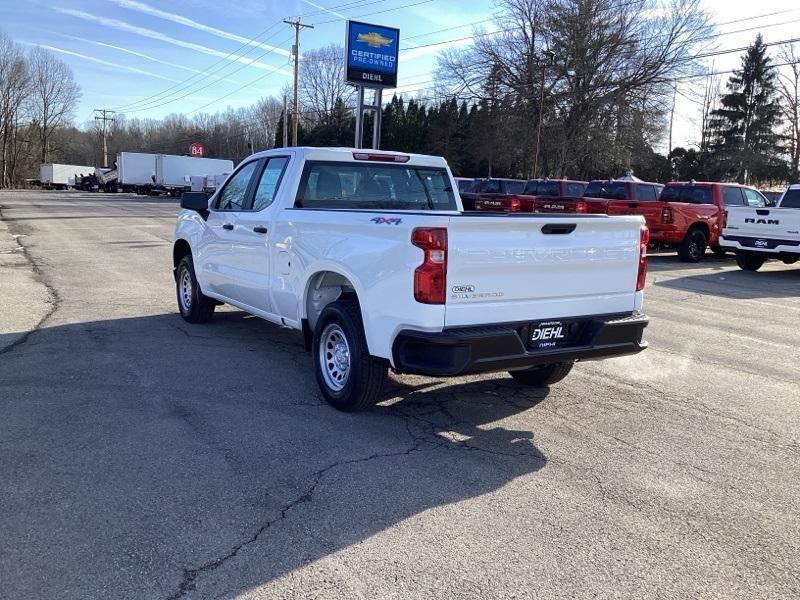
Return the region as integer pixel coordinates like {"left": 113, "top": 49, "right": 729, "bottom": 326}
{"left": 721, "top": 184, "right": 800, "bottom": 271}
{"left": 172, "top": 147, "right": 649, "bottom": 411}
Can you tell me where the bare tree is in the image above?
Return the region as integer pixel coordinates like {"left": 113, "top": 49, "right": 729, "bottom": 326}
{"left": 299, "top": 44, "right": 355, "bottom": 125}
{"left": 0, "top": 32, "right": 29, "bottom": 187}
{"left": 27, "top": 46, "right": 81, "bottom": 164}
{"left": 778, "top": 44, "right": 800, "bottom": 182}
{"left": 437, "top": 0, "right": 712, "bottom": 177}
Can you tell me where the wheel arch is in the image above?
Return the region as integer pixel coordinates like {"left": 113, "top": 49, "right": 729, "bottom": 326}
{"left": 173, "top": 238, "right": 192, "bottom": 270}
{"left": 303, "top": 269, "right": 363, "bottom": 336}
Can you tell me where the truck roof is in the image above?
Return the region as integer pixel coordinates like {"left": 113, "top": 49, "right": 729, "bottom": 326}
{"left": 251, "top": 146, "right": 449, "bottom": 169}
{"left": 665, "top": 181, "right": 745, "bottom": 187}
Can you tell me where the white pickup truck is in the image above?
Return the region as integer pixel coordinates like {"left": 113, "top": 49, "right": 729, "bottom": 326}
{"left": 721, "top": 184, "right": 800, "bottom": 271}
{"left": 172, "top": 147, "right": 649, "bottom": 411}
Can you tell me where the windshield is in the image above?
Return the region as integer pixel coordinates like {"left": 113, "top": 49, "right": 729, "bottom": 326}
{"left": 584, "top": 181, "right": 628, "bottom": 200}
{"left": 661, "top": 185, "right": 713, "bottom": 204}
{"left": 780, "top": 189, "right": 800, "bottom": 208}
{"left": 296, "top": 161, "right": 457, "bottom": 210}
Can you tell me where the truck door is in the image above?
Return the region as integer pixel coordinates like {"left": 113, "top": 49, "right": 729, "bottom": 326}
{"left": 200, "top": 160, "right": 260, "bottom": 299}
{"left": 228, "top": 156, "right": 290, "bottom": 316}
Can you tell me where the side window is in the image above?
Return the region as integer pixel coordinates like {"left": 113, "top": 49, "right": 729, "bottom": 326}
{"left": 722, "top": 187, "right": 745, "bottom": 206}
{"left": 635, "top": 184, "right": 657, "bottom": 201}
{"left": 214, "top": 161, "right": 258, "bottom": 211}
{"left": 565, "top": 183, "right": 585, "bottom": 197}
{"left": 744, "top": 189, "right": 766, "bottom": 207}
{"left": 251, "top": 157, "right": 289, "bottom": 211}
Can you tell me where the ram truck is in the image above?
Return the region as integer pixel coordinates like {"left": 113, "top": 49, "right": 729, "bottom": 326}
{"left": 173, "top": 147, "right": 649, "bottom": 411}
{"left": 469, "top": 179, "right": 587, "bottom": 213}
{"left": 720, "top": 184, "right": 800, "bottom": 271}
{"left": 650, "top": 182, "right": 767, "bottom": 262}
{"left": 459, "top": 177, "right": 526, "bottom": 211}
{"left": 534, "top": 179, "right": 661, "bottom": 215}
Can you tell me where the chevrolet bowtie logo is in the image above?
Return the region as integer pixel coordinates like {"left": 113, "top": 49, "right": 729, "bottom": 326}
{"left": 356, "top": 32, "right": 393, "bottom": 48}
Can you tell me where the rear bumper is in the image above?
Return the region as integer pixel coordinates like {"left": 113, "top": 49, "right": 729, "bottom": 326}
{"left": 720, "top": 235, "right": 800, "bottom": 255}
{"left": 392, "top": 312, "right": 648, "bottom": 377}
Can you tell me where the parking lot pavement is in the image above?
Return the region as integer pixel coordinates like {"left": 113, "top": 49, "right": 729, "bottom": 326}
{"left": 1, "top": 190, "right": 798, "bottom": 600}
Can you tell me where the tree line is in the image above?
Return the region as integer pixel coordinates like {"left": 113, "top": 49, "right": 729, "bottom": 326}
{"left": 1, "top": 0, "right": 799, "bottom": 188}
{"left": 0, "top": 32, "right": 80, "bottom": 187}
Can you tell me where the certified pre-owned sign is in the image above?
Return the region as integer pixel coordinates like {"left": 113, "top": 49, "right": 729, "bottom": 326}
{"left": 345, "top": 20, "right": 399, "bottom": 88}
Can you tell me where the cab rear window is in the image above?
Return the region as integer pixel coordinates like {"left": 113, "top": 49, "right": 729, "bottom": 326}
{"left": 661, "top": 185, "right": 713, "bottom": 204}
{"left": 295, "top": 161, "right": 457, "bottom": 210}
{"left": 781, "top": 189, "right": 800, "bottom": 208}
{"left": 584, "top": 182, "right": 628, "bottom": 200}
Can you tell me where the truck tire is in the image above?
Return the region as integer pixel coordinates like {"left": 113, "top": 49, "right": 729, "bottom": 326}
{"left": 782, "top": 257, "right": 799, "bottom": 265}
{"left": 313, "top": 299, "right": 387, "bottom": 411}
{"left": 678, "top": 228, "right": 707, "bottom": 262}
{"left": 735, "top": 251, "right": 766, "bottom": 272}
{"left": 176, "top": 254, "right": 215, "bottom": 323}
{"left": 509, "top": 362, "right": 574, "bottom": 387}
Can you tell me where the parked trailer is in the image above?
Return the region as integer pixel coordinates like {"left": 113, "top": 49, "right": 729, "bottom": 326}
{"left": 39, "top": 164, "right": 95, "bottom": 190}
{"left": 118, "top": 152, "right": 158, "bottom": 193}
{"left": 156, "top": 155, "right": 234, "bottom": 196}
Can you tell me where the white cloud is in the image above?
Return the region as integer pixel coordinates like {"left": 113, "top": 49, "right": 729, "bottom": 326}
{"left": 53, "top": 8, "right": 291, "bottom": 75}
{"left": 61, "top": 35, "right": 239, "bottom": 84}
{"left": 104, "top": 0, "right": 291, "bottom": 57}
{"left": 33, "top": 44, "right": 179, "bottom": 82}
{"left": 300, "top": 0, "right": 346, "bottom": 19}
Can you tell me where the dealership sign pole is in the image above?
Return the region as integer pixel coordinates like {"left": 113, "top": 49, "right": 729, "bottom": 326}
{"left": 345, "top": 20, "right": 399, "bottom": 150}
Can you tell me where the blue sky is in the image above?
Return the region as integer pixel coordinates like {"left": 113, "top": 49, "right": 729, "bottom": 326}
{"left": 6, "top": 0, "right": 493, "bottom": 124}
{"left": 5, "top": 0, "right": 800, "bottom": 149}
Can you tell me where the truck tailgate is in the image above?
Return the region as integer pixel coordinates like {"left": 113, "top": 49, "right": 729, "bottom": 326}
{"left": 445, "top": 215, "right": 642, "bottom": 327}
{"left": 607, "top": 200, "right": 664, "bottom": 229}
{"left": 723, "top": 207, "right": 800, "bottom": 241}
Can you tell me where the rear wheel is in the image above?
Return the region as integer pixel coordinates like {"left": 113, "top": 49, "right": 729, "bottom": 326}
{"left": 509, "top": 362, "right": 574, "bottom": 387}
{"left": 313, "top": 299, "right": 387, "bottom": 411}
{"left": 176, "top": 254, "right": 215, "bottom": 323}
{"left": 678, "top": 228, "right": 707, "bottom": 262}
{"left": 735, "top": 251, "right": 766, "bottom": 272}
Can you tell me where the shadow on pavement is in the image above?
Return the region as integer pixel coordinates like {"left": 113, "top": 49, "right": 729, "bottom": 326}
{"left": 652, "top": 258, "right": 799, "bottom": 299}
{"left": 0, "top": 310, "right": 548, "bottom": 599}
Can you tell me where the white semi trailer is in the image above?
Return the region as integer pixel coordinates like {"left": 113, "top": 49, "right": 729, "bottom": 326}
{"left": 39, "top": 164, "right": 95, "bottom": 189}
{"left": 155, "top": 155, "right": 233, "bottom": 196}
{"left": 118, "top": 152, "right": 158, "bottom": 193}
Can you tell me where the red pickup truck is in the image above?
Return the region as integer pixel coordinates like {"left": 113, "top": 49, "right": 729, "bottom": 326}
{"left": 535, "top": 179, "right": 663, "bottom": 214}
{"left": 459, "top": 178, "right": 526, "bottom": 211}
{"left": 611, "top": 181, "right": 768, "bottom": 262}
{"left": 470, "top": 178, "right": 587, "bottom": 212}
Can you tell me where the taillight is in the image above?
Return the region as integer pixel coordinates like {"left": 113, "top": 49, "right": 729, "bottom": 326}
{"left": 508, "top": 196, "right": 521, "bottom": 212}
{"left": 412, "top": 228, "right": 447, "bottom": 304}
{"left": 575, "top": 200, "right": 587, "bottom": 213}
{"left": 661, "top": 206, "right": 673, "bottom": 224}
{"left": 637, "top": 225, "right": 649, "bottom": 291}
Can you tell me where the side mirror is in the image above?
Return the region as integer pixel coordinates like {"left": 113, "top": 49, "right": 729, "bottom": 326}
{"left": 180, "top": 191, "right": 210, "bottom": 212}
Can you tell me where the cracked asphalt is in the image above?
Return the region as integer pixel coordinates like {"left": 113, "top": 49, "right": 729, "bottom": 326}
{"left": 1, "top": 190, "right": 799, "bottom": 600}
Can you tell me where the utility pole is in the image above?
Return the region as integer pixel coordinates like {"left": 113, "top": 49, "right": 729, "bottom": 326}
{"left": 282, "top": 94, "right": 288, "bottom": 148}
{"left": 668, "top": 82, "right": 677, "bottom": 157}
{"left": 93, "top": 109, "right": 115, "bottom": 167}
{"left": 283, "top": 18, "right": 314, "bottom": 146}
{"left": 532, "top": 50, "right": 555, "bottom": 179}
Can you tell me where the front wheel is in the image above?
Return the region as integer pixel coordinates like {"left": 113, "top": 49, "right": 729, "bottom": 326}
{"left": 678, "top": 229, "right": 707, "bottom": 263}
{"left": 313, "top": 300, "right": 387, "bottom": 411}
{"left": 176, "top": 254, "right": 215, "bottom": 323}
{"left": 509, "top": 362, "right": 574, "bottom": 387}
{"left": 735, "top": 252, "right": 766, "bottom": 272}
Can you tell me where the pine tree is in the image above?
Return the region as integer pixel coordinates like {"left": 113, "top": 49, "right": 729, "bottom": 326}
{"left": 707, "top": 35, "right": 784, "bottom": 183}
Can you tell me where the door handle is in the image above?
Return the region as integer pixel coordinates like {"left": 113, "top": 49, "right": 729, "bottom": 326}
{"left": 222, "top": 223, "right": 234, "bottom": 230}
{"left": 253, "top": 226, "right": 268, "bottom": 234}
